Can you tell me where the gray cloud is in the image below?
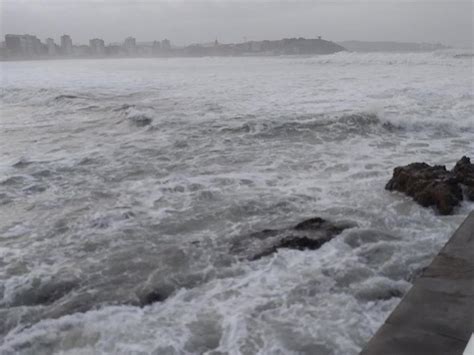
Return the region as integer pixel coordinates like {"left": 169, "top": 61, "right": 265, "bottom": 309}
{"left": 1, "top": 0, "right": 472, "bottom": 47}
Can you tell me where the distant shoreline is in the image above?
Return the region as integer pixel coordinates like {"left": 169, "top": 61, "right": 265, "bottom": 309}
{"left": 1, "top": 37, "right": 346, "bottom": 62}
{"left": 1, "top": 38, "right": 461, "bottom": 62}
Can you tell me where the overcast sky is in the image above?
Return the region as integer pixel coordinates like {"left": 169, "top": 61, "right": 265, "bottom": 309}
{"left": 1, "top": 0, "right": 472, "bottom": 47}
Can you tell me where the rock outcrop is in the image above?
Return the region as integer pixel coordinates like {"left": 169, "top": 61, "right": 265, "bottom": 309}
{"left": 385, "top": 156, "right": 474, "bottom": 215}
{"left": 452, "top": 156, "right": 474, "bottom": 201}
{"left": 231, "top": 217, "right": 355, "bottom": 260}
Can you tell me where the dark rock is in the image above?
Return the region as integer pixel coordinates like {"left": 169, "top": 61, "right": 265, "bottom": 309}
{"left": 12, "top": 159, "right": 32, "bottom": 168}
{"left": 386, "top": 156, "right": 474, "bottom": 214}
{"left": 9, "top": 279, "right": 77, "bottom": 307}
{"left": 55, "top": 94, "right": 79, "bottom": 100}
{"left": 294, "top": 217, "right": 326, "bottom": 230}
{"left": 128, "top": 114, "right": 152, "bottom": 127}
{"left": 139, "top": 290, "right": 167, "bottom": 307}
{"left": 452, "top": 156, "right": 474, "bottom": 179}
{"left": 231, "top": 217, "right": 354, "bottom": 261}
{"left": 452, "top": 156, "right": 474, "bottom": 201}
{"left": 413, "top": 180, "right": 462, "bottom": 215}
{"left": 251, "top": 236, "right": 333, "bottom": 260}
{"left": 356, "top": 287, "right": 404, "bottom": 302}
{"left": 466, "top": 187, "right": 474, "bottom": 202}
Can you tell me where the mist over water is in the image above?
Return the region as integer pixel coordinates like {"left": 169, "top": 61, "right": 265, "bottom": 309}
{"left": 0, "top": 50, "right": 473, "bottom": 354}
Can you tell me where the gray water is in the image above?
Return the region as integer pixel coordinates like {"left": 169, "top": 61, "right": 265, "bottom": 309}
{"left": 0, "top": 51, "right": 473, "bottom": 354}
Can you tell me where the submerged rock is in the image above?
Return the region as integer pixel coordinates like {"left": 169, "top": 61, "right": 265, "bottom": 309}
{"left": 12, "top": 159, "right": 33, "bottom": 168}
{"left": 231, "top": 217, "right": 354, "bottom": 261}
{"left": 8, "top": 279, "right": 78, "bottom": 307}
{"left": 138, "top": 290, "right": 167, "bottom": 307}
{"left": 55, "top": 94, "right": 80, "bottom": 100}
{"left": 127, "top": 114, "right": 152, "bottom": 127}
{"left": 386, "top": 156, "right": 473, "bottom": 215}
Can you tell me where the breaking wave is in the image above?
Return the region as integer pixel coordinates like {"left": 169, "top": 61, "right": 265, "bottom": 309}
{"left": 297, "top": 49, "right": 474, "bottom": 67}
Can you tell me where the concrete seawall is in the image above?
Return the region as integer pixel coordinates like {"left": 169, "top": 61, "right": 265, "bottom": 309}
{"left": 361, "top": 211, "right": 474, "bottom": 355}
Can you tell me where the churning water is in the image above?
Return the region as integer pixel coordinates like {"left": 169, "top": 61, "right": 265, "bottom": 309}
{"left": 0, "top": 51, "right": 473, "bottom": 354}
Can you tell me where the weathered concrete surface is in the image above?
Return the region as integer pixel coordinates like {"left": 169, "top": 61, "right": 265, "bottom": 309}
{"left": 361, "top": 211, "right": 474, "bottom": 355}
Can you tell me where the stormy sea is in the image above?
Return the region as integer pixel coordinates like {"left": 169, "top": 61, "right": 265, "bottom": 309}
{"left": 0, "top": 50, "right": 473, "bottom": 354}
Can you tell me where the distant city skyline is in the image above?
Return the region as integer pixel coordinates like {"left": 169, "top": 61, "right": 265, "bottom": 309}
{"left": 1, "top": 1, "right": 472, "bottom": 48}
{"left": 0, "top": 31, "right": 451, "bottom": 62}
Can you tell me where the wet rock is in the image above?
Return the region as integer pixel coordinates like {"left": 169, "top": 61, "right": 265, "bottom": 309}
{"left": 55, "top": 94, "right": 80, "bottom": 100}
{"left": 356, "top": 285, "right": 404, "bottom": 301}
{"left": 139, "top": 290, "right": 167, "bottom": 307}
{"left": 9, "top": 279, "right": 77, "bottom": 307}
{"left": 452, "top": 156, "right": 474, "bottom": 201}
{"left": 385, "top": 156, "right": 474, "bottom": 215}
{"left": 128, "top": 114, "right": 152, "bottom": 127}
{"left": 231, "top": 217, "right": 354, "bottom": 261}
{"left": 466, "top": 187, "right": 474, "bottom": 201}
{"left": 12, "top": 159, "right": 33, "bottom": 168}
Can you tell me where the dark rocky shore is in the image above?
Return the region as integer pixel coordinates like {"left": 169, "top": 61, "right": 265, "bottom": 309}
{"left": 386, "top": 156, "right": 474, "bottom": 215}
{"left": 136, "top": 157, "right": 474, "bottom": 306}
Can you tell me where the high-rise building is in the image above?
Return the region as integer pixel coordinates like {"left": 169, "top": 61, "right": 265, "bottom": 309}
{"left": 89, "top": 38, "right": 105, "bottom": 56}
{"left": 123, "top": 37, "right": 137, "bottom": 55}
{"left": 161, "top": 39, "right": 171, "bottom": 50}
{"left": 5, "top": 34, "right": 43, "bottom": 57}
{"left": 46, "top": 38, "right": 57, "bottom": 56}
{"left": 60, "top": 35, "right": 73, "bottom": 55}
{"left": 5, "top": 35, "right": 22, "bottom": 56}
{"left": 152, "top": 40, "right": 161, "bottom": 55}
{"left": 73, "top": 45, "right": 90, "bottom": 57}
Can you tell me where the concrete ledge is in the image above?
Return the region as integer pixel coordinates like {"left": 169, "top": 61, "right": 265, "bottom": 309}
{"left": 361, "top": 211, "right": 474, "bottom": 355}
{"left": 361, "top": 324, "right": 467, "bottom": 355}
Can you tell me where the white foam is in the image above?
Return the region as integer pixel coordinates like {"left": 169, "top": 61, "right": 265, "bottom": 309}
{"left": 0, "top": 53, "right": 473, "bottom": 354}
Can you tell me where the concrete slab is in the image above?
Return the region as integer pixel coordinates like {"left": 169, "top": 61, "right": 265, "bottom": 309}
{"left": 360, "top": 324, "right": 467, "bottom": 355}
{"left": 361, "top": 211, "right": 474, "bottom": 355}
{"left": 386, "top": 284, "right": 473, "bottom": 341}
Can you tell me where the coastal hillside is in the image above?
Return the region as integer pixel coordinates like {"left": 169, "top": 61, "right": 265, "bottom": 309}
{"left": 185, "top": 37, "right": 347, "bottom": 56}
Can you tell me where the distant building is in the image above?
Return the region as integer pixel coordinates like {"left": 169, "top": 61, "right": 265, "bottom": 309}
{"left": 46, "top": 38, "right": 57, "bottom": 56}
{"left": 89, "top": 38, "right": 105, "bottom": 56}
{"left": 73, "top": 45, "right": 90, "bottom": 57}
{"left": 5, "top": 34, "right": 43, "bottom": 57}
{"left": 123, "top": 37, "right": 137, "bottom": 55}
{"left": 161, "top": 39, "right": 171, "bottom": 50}
{"left": 0, "top": 41, "right": 6, "bottom": 60}
{"left": 60, "top": 35, "right": 73, "bottom": 55}
{"left": 250, "top": 41, "right": 262, "bottom": 52}
{"left": 5, "top": 35, "right": 21, "bottom": 56}
{"left": 106, "top": 44, "right": 123, "bottom": 57}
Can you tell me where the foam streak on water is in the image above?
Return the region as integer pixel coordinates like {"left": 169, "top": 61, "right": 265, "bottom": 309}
{"left": 0, "top": 50, "right": 473, "bottom": 354}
